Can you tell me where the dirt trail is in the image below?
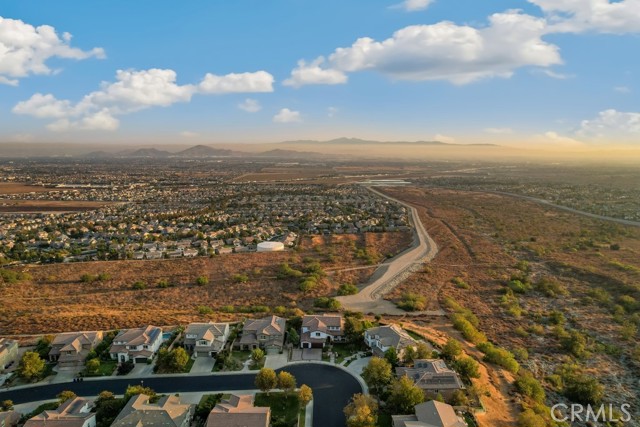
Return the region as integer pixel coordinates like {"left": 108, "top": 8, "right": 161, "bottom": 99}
{"left": 336, "top": 186, "right": 441, "bottom": 315}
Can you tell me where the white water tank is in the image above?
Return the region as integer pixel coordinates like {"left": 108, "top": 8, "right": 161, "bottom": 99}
{"left": 257, "top": 241, "right": 285, "bottom": 252}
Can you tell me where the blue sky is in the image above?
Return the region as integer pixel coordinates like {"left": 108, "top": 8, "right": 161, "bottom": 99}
{"left": 0, "top": 0, "right": 638, "bottom": 146}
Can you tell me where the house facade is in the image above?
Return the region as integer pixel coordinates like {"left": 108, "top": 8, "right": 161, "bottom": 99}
{"left": 364, "top": 324, "right": 417, "bottom": 359}
{"left": 109, "top": 325, "right": 163, "bottom": 364}
{"left": 111, "top": 394, "right": 194, "bottom": 427}
{"left": 24, "top": 397, "right": 96, "bottom": 427}
{"left": 184, "top": 323, "right": 230, "bottom": 357}
{"left": 48, "top": 331, "right": 104, "bottom": 368}
{"left": 236, "top": 316, "right": 286, "bottom": 352}
{"left": 300, "top": 314, "right": 344, "bottom": 349}
{"left": 0, "top": 338, "right": 18, "bottom": 371}
{"left": 396, "top": 359, "right": 465, "bottom": 399}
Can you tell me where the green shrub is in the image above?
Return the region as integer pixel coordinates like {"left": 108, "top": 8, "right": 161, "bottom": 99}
{"left": 337, "top": 283, "right": 359, "bottom": 296}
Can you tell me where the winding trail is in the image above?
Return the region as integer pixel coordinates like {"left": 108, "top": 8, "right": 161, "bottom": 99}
{"left": 336, "top": 186, "right": 441, "bottom": 315}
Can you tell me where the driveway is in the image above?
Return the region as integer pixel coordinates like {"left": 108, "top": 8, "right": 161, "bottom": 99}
{"left": 128, "top": 362, "right": 154, "bottom": 377}
{"left": 290, "top": 349, "right": 322, "bottom": 362}
{"left": 190, "top": 357, "right": 214, "bottom": 374}
{"left": 0, "top": 363, "right": 362, "bottom": 427}
{"left": 343, "top": 356, "right": 370, "bottom": 377}
{"left": 264, "top": 353, "right": 288, "bottom": 369}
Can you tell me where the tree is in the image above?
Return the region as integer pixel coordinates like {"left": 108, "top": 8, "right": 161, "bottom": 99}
{"left": 171, "top": 347, "right": 190, "bottom": 372}
{"left": 298, "top": 384, "right": 313, "bottom": 406}
{"left": 57, "top": 390, "right": 77, "bottom": 403}
{"left": 344, "top": 393, "right": 378, "bottom": 427}
{"left": 449, "top": 389, "right": 468, "bottom": 406}
{"left": 361, "top": 357, "right": 392, "bottom": 396}
{"left": 441, "top": 339, "right": 462, "bottom": 360}
{"left": 518, "top": 409, "right": 546, "bottom": 427}
{"left": 255, "top": 368, "right": 277, "bottom": 395}
{"left": 86, "top": 358, "right": 101, "bottom": 374}
{"left": 124, "top": 385, "right": 156, "bottom": 401}
{"left": 387, "top": 376, "right": 425, "bottom": 414}
{"left": 288, "top": 328, "right": 300, "bottom": 346}
{"left": 415, "top": 342, "right": 432, "bottom": 359}
{"left": 251, "top": 348, "right": 265, "bottom": 363}
{"left": 453, "top": 356, "right": 481, "bottom": 379}
{"left": 18, "top": 351, "right": 46, "bottom": 381}
{"left": 563, "top": 374, "right": 604, "bottom": 404}
{"left": 277, "top": 371, "right": 296, "bottom": 395}
{"left": 384, "top": 347, "right": 399, "bottom": 367}
{"left": 403, "top": 346, "right": 417, "bottom": 365}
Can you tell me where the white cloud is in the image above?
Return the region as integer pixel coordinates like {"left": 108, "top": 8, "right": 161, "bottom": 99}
{"left": 614, "top": 86, "right": 631, "bottom": 94}
{"left": 289, "top": 10, "right": 562, "bottom": 86}
{"left": 0, "top": 16, "right": 104, "bottom": 85}
{"left": 533, "top": 69, "right": 574, "bottom": 79}
{"left": 535, "top": 131, "right": 584, "bottom": 147}
{"left": 14, "top": 68, "right": 276, "bottom": 131}
{"left": 529, "top": 0, "right": 640, "bottom": 33}
{"left": 578, "top": 109, "right": 640, "bottom": 139}
{"left": 395, "top": 0, "right": 434, "bottom": 12}
{"left": 283, "top": 57, "right": 348, "bottom": 88}
{"left": 484, "top": 127, "right": 514, "bottom": 134}
{"left": 181, "top": 131, "right": 199, "bottom": 138}
{"left": 238, "top": 98, "right": 262, "bottom": 113}
{"left": 273, "top": 108, "right": 301, "bottom": 123}
{"left": 199, "top": 71, "right": 274, "bottom": 94}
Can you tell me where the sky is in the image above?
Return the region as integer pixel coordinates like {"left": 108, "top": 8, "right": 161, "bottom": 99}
{"left": 0, "top": 0, "right": 639, "bottom": 147}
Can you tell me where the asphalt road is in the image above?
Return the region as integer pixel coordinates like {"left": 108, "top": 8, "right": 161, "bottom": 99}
{"left": 0, "top": 364, "right": 362, "bottom": 427}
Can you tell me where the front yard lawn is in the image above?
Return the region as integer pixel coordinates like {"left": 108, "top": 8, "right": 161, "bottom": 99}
{"left": 255, "top": 392, "right": 304, "bottom": 426}
{"left": 84, "top": 359, "right": 117, "bottom": 377}
{"left": 331, "top": 343, "right": 358, "bottom": 364}
{"left": 213, "top": 350, "right": 250, "bottom": 372}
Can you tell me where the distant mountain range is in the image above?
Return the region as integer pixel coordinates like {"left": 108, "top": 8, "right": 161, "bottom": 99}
{"left": 281, "top": 137, "right": 498, "bottom": 147}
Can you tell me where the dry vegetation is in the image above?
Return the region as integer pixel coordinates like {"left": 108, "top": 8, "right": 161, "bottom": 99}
{"left": 0, "top": 200, "right": 113, "bottom": 213}
{"left": 381, "top": 187, "right": 640, "bottom": 424}
{"left": 0, "top": 232, "right": 411, "bottom": 336}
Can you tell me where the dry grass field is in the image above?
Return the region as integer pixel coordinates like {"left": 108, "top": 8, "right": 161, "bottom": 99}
{"left": 0, "top": 200, "right": 113, "bottom": 213}
{"left": 380, "top": 186, "right": 640, "bottom": 422}
{"left": 0, "top": 231, "right": 411, "bottom": 336}
{"left": 0, "top": 183, "right": 54, "bottom": 195}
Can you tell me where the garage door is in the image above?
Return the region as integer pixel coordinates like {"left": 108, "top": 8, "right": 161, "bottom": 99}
{"left": 134, "top": 357, "right": 148, "bottom": 364}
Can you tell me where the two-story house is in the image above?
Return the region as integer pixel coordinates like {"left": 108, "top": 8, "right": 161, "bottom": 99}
{"left": 236, "top": 316, "right": 286, "bottom": 352}
{"left": 300, "top": 314, "right": 344, "bottom": 349}
{"left": 109, "top": 325, "right": 163, "bottom": 364}
{"left": 396, "top": 359, "right": 465, "bottom": 399}
{"left": 48, "top": 331, "right": 104, "bottom": 368}
{"left": 184, "top": 323, "right": 230, "bottom": 358}
{"left": 364, "top": 324, "right": 417, "bottom": 359}
{"left": 111, "top": 394, "right": 194, "bottom": 427}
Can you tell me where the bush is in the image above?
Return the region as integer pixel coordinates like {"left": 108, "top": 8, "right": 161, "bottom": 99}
{"left": 451, "top": 277, "right": 470, "bottom": 289}
{"left": 117, "top": 361, "right": 134, "bottom": 375}
{"left": 515, "top": 372, "right": 545, "bottom": 403}
{"left": 232, "top": 273, "right": 249, "bottom": 283}
{"left": 132, "top": 281, "right": 147, "bottom": 290}
{"left": 452, "top": 314, "right": 487, "bottom": 344}
{"left": 337, "top": 283, "right": 359, "bottom": 296}
{"left": 563, "top": 373, "right": 604, "bottom": 404}
{"left": 397, "top": 293, "right": 427, "bottom": 311}
{"left": 314, "top": 297, "right": 341, "bottom": 310}
{"left": 197, "top": 305, "right": 214, "bottom": 315}
{"left": 195, "top": 276, "right": 209, "bottom": 286}
{"left": 477, "top": 342, "right": 519, "bottom": 374}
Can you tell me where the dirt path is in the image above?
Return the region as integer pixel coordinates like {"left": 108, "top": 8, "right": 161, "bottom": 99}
{"left": 336, "top": 186, "right": 440, "bottom": 315}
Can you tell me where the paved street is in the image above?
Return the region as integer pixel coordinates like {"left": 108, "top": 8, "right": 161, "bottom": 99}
{"left": 0, "top": 363, "right": 361, "bottom": 427}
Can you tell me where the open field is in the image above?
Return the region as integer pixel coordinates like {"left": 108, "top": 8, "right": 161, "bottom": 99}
{"left": 0, "top": 232, "right": 411, "bottom": 336}
{"left": 379, "top": 186, "right": 640, "bottom": 423}
{"left": 0, "top": 183, "right": 54, "bottom": 195}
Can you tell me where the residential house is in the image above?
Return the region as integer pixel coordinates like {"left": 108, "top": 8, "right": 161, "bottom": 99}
{"left": 109, "top": 325, "right": 163, "bottom": 364}
{"left": 364, "top": 324, "right": 417, "bottom": 359}
{"left": 300, "top": 314, "right": 344, "bottom": 349}
{"left": 236, "top": 316, "right": 286, "bottom": 352}
{"left": 396, "top": 359, "right": 465, "bottom": 399}
{"left": 205, "top": 394, "right": 270, "bottom": 427}
{"left": 48, "top": 331, "right": 104, "bottom": 368}
{"left": 0, "top": 338, "right": 18, "bottom": 371}
{"left": 111, "top": 394, "right": 194, "bottom": 427}
{"left": 392, "top": 401, "right": 466, "bottom": 427}
{"left": 0, "top": 411, "right": 21, "bottom": 427}
{"left": 184, "top": 322, "right": 230, "bottom": 357}
{"left": 23, "top": 397, "right": 96, "bottom": 427}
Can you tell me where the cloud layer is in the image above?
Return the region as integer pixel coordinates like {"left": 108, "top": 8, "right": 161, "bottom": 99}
{"left": 14, "top": 68, "right": 275, "bottom": 131}
{"left": 0, "top": 16, "right": 104, "bottom": 86}
{"left": 286, "top": 11, "right": 562, "bottom": 86}
{"left": 529, "top": 0, "right": 640, "bottom": 34}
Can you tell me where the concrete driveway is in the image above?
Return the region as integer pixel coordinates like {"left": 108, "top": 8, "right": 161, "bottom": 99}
{"left": 190, "top": 357, "right": 214, "bottom": 374}
{"left": 129, "top": 362, "right": 155, "bottom": 377}
{"left": 290, "top": 349, "right": 322, "bottom": 361}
